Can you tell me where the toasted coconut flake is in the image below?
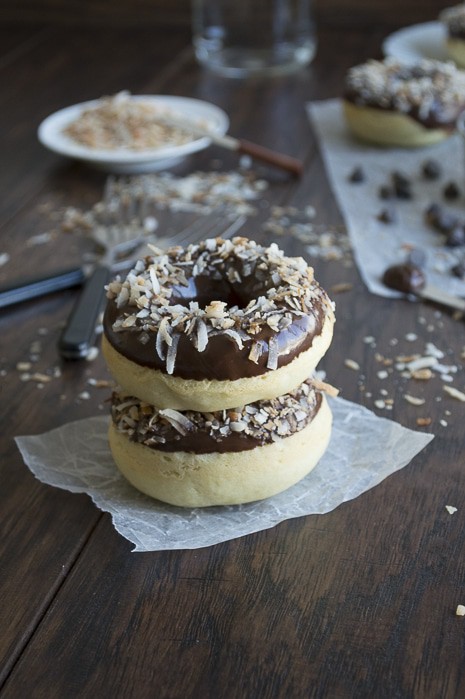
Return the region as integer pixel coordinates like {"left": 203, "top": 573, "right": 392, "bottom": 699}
{"left": 223, "top": 329, "right": 244, "bottom": 350}
{"left": 149, "top": 266, "right": 160, "bottom": 294}
{"left": 311, "top": 377, "right": 339, "bottom": 397}
{"left": 404, "top": 394, "right": 426, "bottom": 406}
{"left": 196, "top": 318, "right": 209, "bottom": 352}
{"left": 248, "top": 340, "right": 264, "bottom": 364}
{"left": 443, "top": 385, "right": 465, "bottom": 402}
{"left": 108, "top": 237, "right": 334, "bottom": 372}
{"left": 266, "top": 336, "right": 279, "bottom": 370}
{"left": 155, "top": 328, "right": 166, "bottom": 361}
{"left": 158, "top": 408, "right": 195, "bottom": 435}
{"left": 344, "top": 358, "right": 360, "bottom": 371}
{"left": 165, "top": 333, "right": 180, "bottom": 375}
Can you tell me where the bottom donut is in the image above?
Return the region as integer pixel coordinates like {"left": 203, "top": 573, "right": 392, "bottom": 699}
{"left": 108, "top": 380, "right": 333, "bottom": 508}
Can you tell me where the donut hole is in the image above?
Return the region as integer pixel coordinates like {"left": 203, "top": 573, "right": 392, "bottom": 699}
{"left": 170, "top": 274, "right": 260, "bottom": 310}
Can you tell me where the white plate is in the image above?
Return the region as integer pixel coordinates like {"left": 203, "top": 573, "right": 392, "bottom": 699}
{"left": 382, "top": 21, "right": 448, "bottom": 64}
{"left": 38, "top": 95, "right": 230, "bottom": 174}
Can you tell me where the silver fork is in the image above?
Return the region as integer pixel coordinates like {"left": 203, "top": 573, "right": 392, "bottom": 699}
{"left": 58, "top": 210, "right": 246, "bottom": 359}
{"left": 58, "top": 191, "right": 155, "bottom": 360}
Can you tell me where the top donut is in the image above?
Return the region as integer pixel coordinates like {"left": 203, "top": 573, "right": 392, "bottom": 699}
{"left": 102, "top": 236, "right": 335, "bottom": 411}
{"left": 343, "top": 57, "right": 465, "bottom": 147}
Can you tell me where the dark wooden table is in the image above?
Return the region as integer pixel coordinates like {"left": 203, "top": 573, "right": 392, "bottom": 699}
{"left": 1, "top": 16, "right": 465, "bottom": 699}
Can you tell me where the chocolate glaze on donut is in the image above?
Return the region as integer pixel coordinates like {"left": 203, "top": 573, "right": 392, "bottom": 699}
{"left": 104, "top": 237, "right": 333, "bottom": 381}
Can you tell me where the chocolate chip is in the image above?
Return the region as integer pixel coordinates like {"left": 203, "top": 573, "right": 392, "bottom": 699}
{"left": 422, "top": 159, "right": 442, "bottom": 180}
{"left": 443, "top": 181, "right": 460, "bottom": 200}
{"left": 445, "top": 225, "right": 465, "bottom": 247}
{"left": 382, "top": 263, "right": 426, "bottom": 295}
{"left": 377, "top": 206, "right": 397, "bottom": 224}
{"left": 378, "top": 185, "right": 394, "bottom": 200}
{"left": 451, "top": 262, "right": 465, "bottom": 279}
{"left": 392, "top": 171, "right": 412, "bottom": 199}
{"left": 348, "top": 166, "right": 365, "bottom": 183}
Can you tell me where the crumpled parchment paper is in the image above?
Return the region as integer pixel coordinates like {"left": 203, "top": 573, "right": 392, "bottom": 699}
{"left": 16, "top": 396, "right": 433, "bottom": 551}
{"left": 307, "top": 99, "right": 465, "bottom": 297}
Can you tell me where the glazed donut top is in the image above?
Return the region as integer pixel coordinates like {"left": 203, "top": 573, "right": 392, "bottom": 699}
{"left": 111, "top": 379, "right": 325, "bottom": 454}
{"left": 440, "top": 4, "right": 465, "bottom": 38}
{"left": 104, "top": 236, "right": 335, "bottom": 381}
{"left": 344, "top": 58, "right": 465, "bottom": 129}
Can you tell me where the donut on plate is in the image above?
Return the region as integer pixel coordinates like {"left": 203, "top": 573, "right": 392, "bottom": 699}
{"left": 103, "top": 236, "right": 335, "bottom": 411}
{"left": 108, "top": 378, "right": 335, "bottom": 507}
{"left": 440, "top": 4, "right": 465, "bottom": 68}
{"left": 343, "top": 57, "right": 465, "bottom": 147}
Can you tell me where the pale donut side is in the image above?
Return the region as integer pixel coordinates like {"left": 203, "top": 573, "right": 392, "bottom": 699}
{"left": 343, "top": 101, "right": 450, "bottom": 148}
{"left": 445, "top": 38, "right": 465, "bottom": 68}
{"left": 108, "top": 392, "right": 333, "bottom": 507}
{"left": 102, "top": 312, "right": 334, "bottom": 411}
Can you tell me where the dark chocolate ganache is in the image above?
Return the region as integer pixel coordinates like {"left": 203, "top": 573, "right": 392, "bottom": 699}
{"left": 111, "top": 381, "right": 322, "bottom": 454}
{"left": 104, "top": 295, "right": 324, "bottom": 381}
{"left": 344, "top": 58, "right": 465, "bottom": 130}
{"left": 104, "top": 237, "right": 334, "bottom": 381}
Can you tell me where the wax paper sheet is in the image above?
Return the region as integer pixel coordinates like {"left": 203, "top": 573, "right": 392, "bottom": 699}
{"left": 307, "top": 99, "right": 465, "bottom": 297}
{"left": 16, "top": 396, "right": 433, "bottom": 551}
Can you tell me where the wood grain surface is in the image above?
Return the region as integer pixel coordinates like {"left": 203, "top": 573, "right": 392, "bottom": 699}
{"left": 1, "top": 12, "right": 465, "bottom": 699}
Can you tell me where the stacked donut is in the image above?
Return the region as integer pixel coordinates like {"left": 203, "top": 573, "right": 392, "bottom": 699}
{"left": 343, "top": 57, "right": 465, "bottom": 147}
{"left": 102, "top": 236, "right": 336, "bottom": 507}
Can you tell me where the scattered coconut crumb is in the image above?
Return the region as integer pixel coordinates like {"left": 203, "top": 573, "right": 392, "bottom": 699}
{"left": 456, "top": 605, "right": 465, "bottom": 616}
{"left": 344, "top": 358, "right": 360, "bottom": 371}
{"left": 404, "top": 394, "right": 426, "bottom": 406}
{"left": 0, "top": 252, "right": 10, "bottom": 267}
{"left": 85, "top": 347, "right": 99, "bottom": 362}
{"left": 446, "top": 505, "right": 458, "bottom": 514}
{"left": 416, "top": 417, "right": 432, "bottom": 426}
{"left": 330, "top": 282, "right": 353, "bottom": 293}
{"left": 443, "top": 385, "right": 465, "bottom": 402}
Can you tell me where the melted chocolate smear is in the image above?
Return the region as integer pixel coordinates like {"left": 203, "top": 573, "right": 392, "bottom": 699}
{"left": 382, "top": 264, "right": 426, "bottom": 295}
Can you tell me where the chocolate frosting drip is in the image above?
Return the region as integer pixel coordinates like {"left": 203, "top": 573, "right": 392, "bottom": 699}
{"left": 104, "top": 297, "right": 324, "bottom": 380}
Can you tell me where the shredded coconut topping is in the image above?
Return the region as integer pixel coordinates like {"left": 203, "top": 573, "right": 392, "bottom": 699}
{"left": 111, "top": 378, "right": 331, "bottom": 447}
{"left": 63, "top": 91, "right": 193, "bottom": 151}
{"left": 106, "top": 236, "right": 334, "bottom": 375}
{"left": 345, "top": 58, "right": 465, "bottom": 122}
